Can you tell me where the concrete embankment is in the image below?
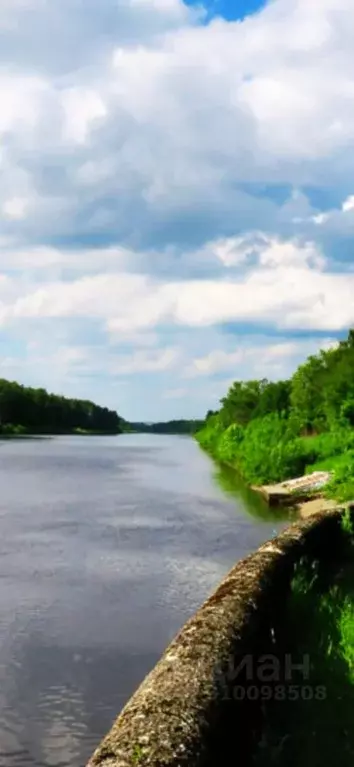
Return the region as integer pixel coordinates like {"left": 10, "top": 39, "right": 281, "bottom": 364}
{"left": 87, "top": 507, "right": 353, "bottom": 767}
{"left": 256, "top": 471, "right": 332, "bottom": 506}
{"left": 254, "top": 471, "right": 345, "bottom": 518}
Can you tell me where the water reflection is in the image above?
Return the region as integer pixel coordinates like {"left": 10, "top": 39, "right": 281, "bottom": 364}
{"left": 213, "top": 463, "right": 293, "bottom": 522}
{"left": 0, "top": 434, "right": 292, "bottom": 767}
{"left": 0, "top": 639, "right": 159, "bottom": 767}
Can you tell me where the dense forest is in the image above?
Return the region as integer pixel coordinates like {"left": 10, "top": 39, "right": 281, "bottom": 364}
{"left": 196, "top": 329, "right": 354, "bottom": 502}
{"left": 0, "top": 379, "right": 125, "bottom": 435}
{"left": 131, "top": 419, "right": 204, "bottom": 435}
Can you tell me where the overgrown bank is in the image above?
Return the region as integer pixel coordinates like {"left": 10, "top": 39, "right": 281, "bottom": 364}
{"left": 255, "top": 509, "right": 354, "bottom": 767}
{"left": 196, "top": 329, "right": 354, "bottom": 504}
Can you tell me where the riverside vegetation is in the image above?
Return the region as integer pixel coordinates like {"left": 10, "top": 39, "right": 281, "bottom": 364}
{"left": 196, "top": 332, "right": 354, "bottom": 765}
{"left": 196, "top": 329, "right": 354, "bottom": 504}
{"left": 255, "top": 510, "right": 354, "bottom": 767}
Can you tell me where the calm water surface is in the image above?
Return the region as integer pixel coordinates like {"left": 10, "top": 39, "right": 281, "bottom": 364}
{"left": 0, "top": 434, "right": 288, "bottom": 767}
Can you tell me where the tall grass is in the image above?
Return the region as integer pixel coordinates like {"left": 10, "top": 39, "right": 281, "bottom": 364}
{"left": 196, "top": 417, "right": 354, "bottom": 497}
{"left": 254, "top": 540, "right": 354, "bottom": 766}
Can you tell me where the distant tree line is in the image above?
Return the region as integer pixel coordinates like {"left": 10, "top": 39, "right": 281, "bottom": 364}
{"left": 131, "top": 419, "right": 204, "bottom": 435}
{"left": 0, "top": 379, "right": 125, "bottom": 434}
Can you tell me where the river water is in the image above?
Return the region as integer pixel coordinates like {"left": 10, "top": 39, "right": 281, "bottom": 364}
{"left": 0, "top": 434, "right": 288, "bottom": 767}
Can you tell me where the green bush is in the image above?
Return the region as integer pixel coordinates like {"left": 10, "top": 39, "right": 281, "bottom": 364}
{"left": 196, "top": 329, "right": 354, "bottom": 490}
{"left": 325, "top": 451, "right": 354, "bottom": 502}
{"left": 302, "top": 428, "right": 354, "bottom": 462}
{"left": 0, "top": 423, "right": 27, "bottom": 435}
{"left": 235, "top": 414, "right": 310, "bottom": 485}
{"left": 255, "top": 557, "right": 354, "bottom": 766}
{"left": 216, "top": 423, "right": 244, "bottom": 462}
{"left": 197, "top": 413, "right": 312, "bottom": 485}
{"left": 197, "top": 412, "right": 354, "bottom": 490}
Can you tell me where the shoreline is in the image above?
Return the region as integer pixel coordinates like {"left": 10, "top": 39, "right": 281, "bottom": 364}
{"left": 209, "top": 453, "right": 347, "bottom": 520}
{"left": 0, "top": 428, "right": 124, "bottom": 438}
{"left": 86, "top": 507, "right": 354, "bottom": 767}
{"left": 252, "top": 470, "right": 350, "bottom": 519}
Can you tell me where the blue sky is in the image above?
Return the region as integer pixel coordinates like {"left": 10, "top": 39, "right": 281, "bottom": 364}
{"left": 185, "top": 0, "right": 267, "bottom": 21}
{"left": 0, "top": 0, "right": 353, "bottom": 421}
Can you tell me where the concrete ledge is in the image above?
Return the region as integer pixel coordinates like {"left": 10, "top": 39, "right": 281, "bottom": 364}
{"left": 255, "top": 471, "right": 332, "bottom": 507}
{"left": 87, "top": 508, "right": 352, "bottom": 767}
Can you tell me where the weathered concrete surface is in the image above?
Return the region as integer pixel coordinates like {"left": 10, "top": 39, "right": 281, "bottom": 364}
{"left": 256, "top": 471, "right": 332, "bottom": 507}
{"left": 298, "top": 496, "right": 338, "bottom": 518}
{"left": 87, "top": 507, "right": 352, "bottom": 767}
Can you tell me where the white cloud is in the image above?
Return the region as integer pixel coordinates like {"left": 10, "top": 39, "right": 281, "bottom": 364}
{"left": 130, "top": 0, "right": 185, "bottom": 14}
{"left": 342, "top": 195, "right": 354, "bottom": 213}
{"left": 0, "top": 73, "right": 48, "bottom": 134}
{"left": 257, "top": 237, "right": 326, "bottom": 269}
{"left": 0, "top": 235, "right": 353, "bottom": 335}
{"left": 184, "top": 339, "right": 338, "bottom": 378}
{"left": 0, "top": 341, "right": 180, "bottom": 408}
{"left": 301, "top": 192, "right": 354, "bottom": 237}
{"left": 2, "top": 0, "right": 354, "bottom": 251}
{"left": 313, "top": 213, "right": 330, "bottom": 225}
{"left": 61, "top": 88, "right": 107, "bottom": 144}
{"left": 0, "top": 244, "right": 131, "bottom": 271}
{"left": 111, "top": 348, "right": 180, "bottom": 374}
{"left": 0, "top": 0, "right": 353, "bottom": 418}
{"left": 53, "top": 346, "right": 89, "bottom": 366}
{"left": 2, "top": 196, "right": 29, "bottom": 220}
{"left": 0, "top": 0, "right": 197, "bottom": 75}
{"left": 0, "top": 344, "right": 89, "bottom": 390}
{"left": 205, "top": 233, "right": 269, "bottom": 267}
{"left": 185, "top": 349, "right": 245, "bottom": 377}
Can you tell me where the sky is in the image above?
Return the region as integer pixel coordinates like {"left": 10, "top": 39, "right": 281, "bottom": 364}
{"left": 185, "top": 0, "right": 267, "bottom": 22}
{"left": 0, "top": 0, "right": 354, "bottom": 421}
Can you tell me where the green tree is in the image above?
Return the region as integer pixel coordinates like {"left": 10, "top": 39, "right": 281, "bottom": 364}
{"left": 290, "top": 354, "right": 328, "bottom": 433}
{"left": 220, "top": 379, "right": 268, "bottom": 426}
{"left": 0, "top": 379, "right": 125, "bottom": 434}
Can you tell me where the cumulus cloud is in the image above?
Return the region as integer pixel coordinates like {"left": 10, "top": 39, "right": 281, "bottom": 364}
{"left": 2, "top": 197, "right": 29, "bottom": 220}
{"left": 110, "top": 348, "right": 180, "bottom": 375}
{"left": 0, "top": 234, "right": 353, "bottom": 340}
{"left": 185, "top": 339, "right": 339, "bottom": 378}
{"left": 0, "top": 0, "right": 197, "bottom": 75}
{"left": 1, "top": 0, "right": 354, "bottom": 250}
{"left": 0, "top": 0, "right": 353, "bottom": 417}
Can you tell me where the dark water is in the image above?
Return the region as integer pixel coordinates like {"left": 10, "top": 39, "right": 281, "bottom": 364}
{"left": 0, "top": 434, "right": 288, "bottom": 767}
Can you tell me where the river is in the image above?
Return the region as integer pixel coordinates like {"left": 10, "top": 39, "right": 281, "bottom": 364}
{"left": 0, "top": 433, "right": 288, "bottom": 767}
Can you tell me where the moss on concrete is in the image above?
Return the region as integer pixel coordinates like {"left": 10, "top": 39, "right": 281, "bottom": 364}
{"left": 87, "top": 508, "right": 352, "bottom": 767}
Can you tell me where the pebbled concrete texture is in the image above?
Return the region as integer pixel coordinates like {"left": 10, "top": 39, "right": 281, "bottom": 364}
{"left": 87, "top": 507, "right": 352, "bottom": 767}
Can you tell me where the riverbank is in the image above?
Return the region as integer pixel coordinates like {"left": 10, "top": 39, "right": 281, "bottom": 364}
{"left": 253, "top": 470, "right": 331, "bottom": 515}
{"left": 195, "top": 421, "right": 354, "bottom": 518}
{"left": 0, "top": 426, "right": 124, "bottom": 437}
{"left": 87, "top": 506, "right": 354, "bottom": 767}
{"left": 197, "top": 439, "right": 353, "bottom": 518}
{"left": 254, "top": 471, "right": 347, "bottom": 519}
{"left": 195, "top": 329, "right": 354, "bottom": 515}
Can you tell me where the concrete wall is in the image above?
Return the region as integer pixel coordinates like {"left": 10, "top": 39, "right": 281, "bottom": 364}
{"left": 87, "top": 508, "right": 352, "bottom": 767}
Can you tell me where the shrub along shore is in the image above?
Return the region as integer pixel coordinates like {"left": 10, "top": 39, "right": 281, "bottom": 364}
{"left": 196, "top": 329, "right": 354, "bottom": 505}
